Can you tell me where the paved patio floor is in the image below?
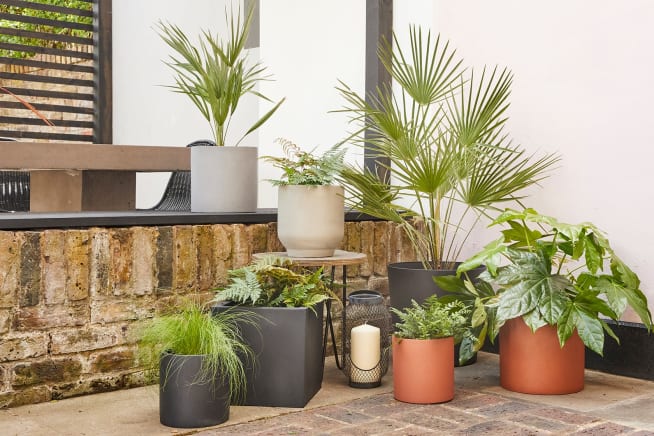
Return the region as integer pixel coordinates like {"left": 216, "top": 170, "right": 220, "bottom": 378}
{"left": 2, "top": 352, "right": 654, "bottom": 435}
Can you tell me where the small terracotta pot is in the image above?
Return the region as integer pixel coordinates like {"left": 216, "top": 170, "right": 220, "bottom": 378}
{"left": 499, "top": 317, "right": 585, "bottom": 395}
{"left": 392, "top": 335, "right": 454, "bottom": 404}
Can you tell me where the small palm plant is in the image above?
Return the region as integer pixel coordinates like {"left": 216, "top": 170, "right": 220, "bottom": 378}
{"left": 156, "top": 4, "right": 284, "bottom": 146}
{"left": 337, "top": 27, "right": 559, "bottom": 269}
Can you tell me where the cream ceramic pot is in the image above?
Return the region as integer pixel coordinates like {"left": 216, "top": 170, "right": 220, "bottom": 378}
{"left": 277, "top": 185, "right": 344, "bottom": 257}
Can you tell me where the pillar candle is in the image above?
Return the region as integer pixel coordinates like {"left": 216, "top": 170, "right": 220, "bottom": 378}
{"left": 350, "top": 323, "right": 381, "bottom": 372}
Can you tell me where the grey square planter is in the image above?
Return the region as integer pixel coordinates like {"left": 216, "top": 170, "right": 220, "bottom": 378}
{"left": 212, "top": 302, "right": 324, "bottom": 407}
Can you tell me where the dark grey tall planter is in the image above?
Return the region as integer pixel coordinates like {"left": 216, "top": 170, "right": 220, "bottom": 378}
{"left": 387, "top": 262, "right": 484, "bottom": 366}
{"left": 212, "top": 302, "right": 324, "bottom": 407}
{"left": 159, "top": 353, "right": 230, "bottom": 428}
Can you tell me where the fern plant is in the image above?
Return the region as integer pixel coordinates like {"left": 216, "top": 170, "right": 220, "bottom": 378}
{"left": 392, "top": 296, "right": 471, "bottom": 343}
{"left": 262, "top": 138, "right": 346, "bottom": 186}
{"left": 214, "top": 256, "right": 336, "bottom": 309}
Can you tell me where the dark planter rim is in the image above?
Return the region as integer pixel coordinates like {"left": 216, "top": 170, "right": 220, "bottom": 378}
{"left": 388, "top": 261, "right": 461, "bottom": 272}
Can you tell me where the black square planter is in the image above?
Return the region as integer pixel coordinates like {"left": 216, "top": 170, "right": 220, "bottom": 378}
{"left": 212, "top": 302, "right": 324, "bottom": 407}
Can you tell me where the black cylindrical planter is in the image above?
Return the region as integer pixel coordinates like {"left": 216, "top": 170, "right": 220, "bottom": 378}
{"left": 387, "top": 262, "right": 485, "bottom": 366}
{"left": 159, "top": 353, "right": 230, "bottom": 428}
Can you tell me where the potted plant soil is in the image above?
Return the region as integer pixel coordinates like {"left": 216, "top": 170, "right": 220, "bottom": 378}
{"left": 157, "top": 4, "right": 284, "bottom": 212}
{"left": 436, "top": 208, "right": 653, "bottom": 394}
{"left": 336, "top": 26, "right": 558, "bottom": 363}
{"left": 391, "top": 297, "right": 471, "bottom": 404}
{"left": 137, "top": 299, "right": 255, "bottom": 428}
{"left": 212, "top": 256, "right": 336, "bottom": 407}
{"left": 262, "top": 138, "right": 346, "bottom": 257}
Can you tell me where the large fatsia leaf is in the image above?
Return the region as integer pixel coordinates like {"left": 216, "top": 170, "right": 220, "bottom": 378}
{"left": 496, "top": 250, "right": 569, "bottom": 323}
{"left": 456, "top": 237, "right": 506, "bottom": 276}
{"left": 537, "top": 285, "right": 570, "bottom": 325}
{"left": 571, "top": 306, "right": 605, "bottom": 356}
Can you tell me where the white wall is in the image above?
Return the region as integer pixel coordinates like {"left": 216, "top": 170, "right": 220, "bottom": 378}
{"left": 257, "top": 0, "right": 366, "bottom": 207}
{"left": 395, "top": 1, "right": 654, "bottom": 319}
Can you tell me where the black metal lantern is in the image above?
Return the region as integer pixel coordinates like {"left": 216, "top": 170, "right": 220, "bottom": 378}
{"left": 342, "top": 290, "right": 392, "bottom": 388}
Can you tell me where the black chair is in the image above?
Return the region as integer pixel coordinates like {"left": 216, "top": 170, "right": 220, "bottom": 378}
{"left": 149, "top": 140, "right": 216, "bottom": 211}
{"left": 0, "top": 137, "right": 30, "bottom": 213}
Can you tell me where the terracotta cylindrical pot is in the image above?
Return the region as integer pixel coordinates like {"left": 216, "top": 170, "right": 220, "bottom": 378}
{"left": 499, "top": 317, "right": 585, "bottom": 395}
{"left": 392, "top": 335, "right": 454, "bottom": 404}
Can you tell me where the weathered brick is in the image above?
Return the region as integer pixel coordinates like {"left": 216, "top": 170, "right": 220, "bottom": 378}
{"left": 19, "top": 232, "right": 41, "bottom": 307}
{"left": 213, "top": 225, "right": 233, "bottom": 287}
{"left": 172, "top": 226, "right": 196, "bottom": 293}
{"left": 14, "top": 303, "right": 88, "bottom": 330}
{"left": 248, "top": 224, "right": 269, "bottom": 256}
{"left": 0, "top": 333, "right": 47, "bottom": 362}
{"left": 195, "top": 225, "right": 215, "bottom": 292}
{"left": 89, "top": 229, "right": 110, "bottom": 297}
{"left": 12, "top": 357, "right": 83, "bottom": 387}
{"left": 344, "top": 222, "right": 362, "bottom": 277}
{"left": 389, "top": 223, "right": 404, "bottom": 264}
{"left": 367, "top": 275, "right": 389, "bottom": 297}
{"left": 0, "top": 385, "right": 50, "bottom": 408}
{"left": 90, "top": 299, "right": 155, "bottom": 324}
{"left": 65, "top": 230, "right": 90, "bottom": 301}
{"left": 42, "top": 230, "right": 66, "bottom": 306}
{"left": 51, "top": 374, "right": 125, "bottom": 400}
{"left": 90, "top": 347, "right": 135, "bottom": 373}
{"left": 0, "top": 309, "right": 11, "bottom": 335}
{"left": 155, "top": 226, "right": 173, "bottom": 292}
{"left": 231, "top": 224, "right": 250, "bottom": 268}
{"left": 373, "top": 221, "right": 390, "bottom": 276}
{"left": 109, "top": 228, "right": 133, "bottom": 296}
{"left": 0, "top": 231, "right": 20, "bottom": 308}
{"left": 399, "top": 222, "right": 416, "bottom": 262}
{"left": 266, "top": 222, "right": 284, "bottom": 252}
{"left": 359, "top": 221, "right": 375, "bottom": 277}
{"left": 49, "top": 325, "right": 126, "bottom": 355}
{"left": 132, "top": 227, "right": 156, "bottom": 296}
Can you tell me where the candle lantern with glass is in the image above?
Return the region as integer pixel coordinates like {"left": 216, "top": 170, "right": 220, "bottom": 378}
{"left": 343, "top": 290, "right": 392, "bottom": 388}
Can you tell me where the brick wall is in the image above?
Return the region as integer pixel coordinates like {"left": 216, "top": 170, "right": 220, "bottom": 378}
{"left": 0, "top": 220, "right": 414, "bottom": 407}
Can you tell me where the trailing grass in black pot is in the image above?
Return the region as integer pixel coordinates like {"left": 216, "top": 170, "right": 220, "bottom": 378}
{"left": 138, "top": 299, "right": 255, "bottom": 428}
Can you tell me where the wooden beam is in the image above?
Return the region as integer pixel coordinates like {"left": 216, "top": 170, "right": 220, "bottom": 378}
{"left": 94, "top": 0, "right": 113, "bottom": 144}
{"left": 364, "top": 0, "right": 393, "bottom": 183}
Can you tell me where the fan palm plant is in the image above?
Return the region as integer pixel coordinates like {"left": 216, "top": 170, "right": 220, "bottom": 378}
{"left": 337, "top": 27, "right": 559, "bottom": 269}
{"left": 156, "top": 4, "right": 284, "bottom": 146}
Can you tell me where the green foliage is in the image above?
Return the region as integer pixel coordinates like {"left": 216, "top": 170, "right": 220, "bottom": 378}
{"left": 214, "top": 256, "right": 336, "bottom": 309}
{"left": 336, "top": 26, "right": 559, "bottom": 269}
{"left": 0, "top": 0, "right": 92, "bottom": 59}
{"left": 137, "top": 299, "right": 256, "bottom": 403}
{"left": 262, "top": 138, "right": 346, "bottom": 186}
{"left": 392, "top": 296, "right": 471, "bottom": 342}
{"left": 435, "top": 208, "right": 653, "bottom": 357}
{"left": 156, "top": 4, "right": 284, "bottom": 147}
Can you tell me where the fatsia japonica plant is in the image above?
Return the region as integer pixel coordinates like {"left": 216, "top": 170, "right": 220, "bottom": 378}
{"left": 435, "top": 208, "right": 653, "bottom": 357}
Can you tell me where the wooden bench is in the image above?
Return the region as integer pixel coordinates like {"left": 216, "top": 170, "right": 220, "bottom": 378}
{"left": 1, "top": 142, "right": 190, "bottom": 212}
